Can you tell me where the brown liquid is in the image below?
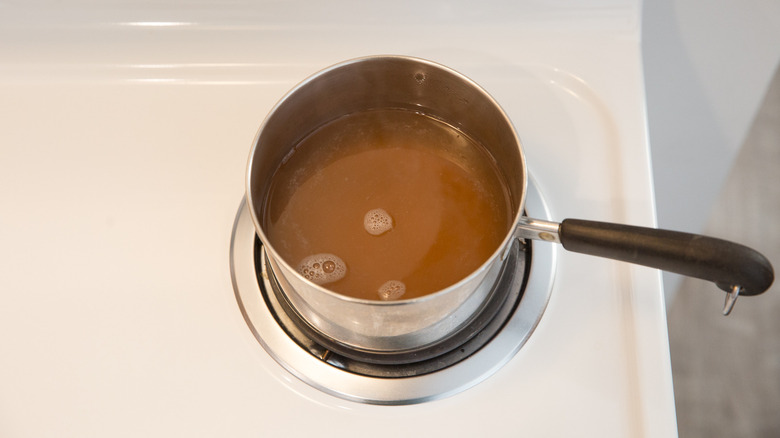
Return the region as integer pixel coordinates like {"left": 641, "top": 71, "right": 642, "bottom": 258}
{"left": 264, "top": 109, "right": 512, "bottom": 300}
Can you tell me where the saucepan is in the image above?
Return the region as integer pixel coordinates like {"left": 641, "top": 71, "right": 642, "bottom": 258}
{"left": 246, "top": 55, "right": 774, "bottom": 358}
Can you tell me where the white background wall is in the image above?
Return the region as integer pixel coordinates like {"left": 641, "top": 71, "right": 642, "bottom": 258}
{"left": 641, "top": 0, "right": 780, "bottom": 301}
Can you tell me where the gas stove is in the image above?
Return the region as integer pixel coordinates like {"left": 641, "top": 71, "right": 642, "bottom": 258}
{"left": 0, "top": 1, "right": 676, "bottom": 436}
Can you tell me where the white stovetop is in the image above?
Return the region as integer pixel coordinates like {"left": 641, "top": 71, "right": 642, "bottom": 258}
{"left": 0, "top": 1, "right": 676, "bottom": 437}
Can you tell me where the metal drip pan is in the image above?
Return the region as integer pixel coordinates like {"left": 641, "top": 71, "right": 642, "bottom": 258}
{"left": 230, "top": 177, "right": 557, "bottom": 404}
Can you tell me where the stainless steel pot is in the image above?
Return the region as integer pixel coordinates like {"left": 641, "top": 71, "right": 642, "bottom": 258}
{"left": 246, "top": 55, "right": 774, "bottom": 355}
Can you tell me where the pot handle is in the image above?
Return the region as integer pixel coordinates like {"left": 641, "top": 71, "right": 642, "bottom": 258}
{"left": 556, "top": 219, "right": 774, "bottom": 313}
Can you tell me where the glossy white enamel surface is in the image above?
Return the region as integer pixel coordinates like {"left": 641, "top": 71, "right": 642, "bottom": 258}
{"left": 0, "top": 1, "right": 676, "bottom": 437}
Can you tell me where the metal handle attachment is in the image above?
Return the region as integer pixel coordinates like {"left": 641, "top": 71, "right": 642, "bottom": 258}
{"left": 515, "top": 217, "right": 561, "bottom": 243}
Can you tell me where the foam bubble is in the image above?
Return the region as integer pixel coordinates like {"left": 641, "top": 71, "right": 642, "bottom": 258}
{"left": 378, "top": 280, "right": 406, "bottom": 301}
{"left": 364, "top": 208, "right": 393, "bottom": 236}
{"left": 297, "top": 253, "right": 347, "bottom": 285}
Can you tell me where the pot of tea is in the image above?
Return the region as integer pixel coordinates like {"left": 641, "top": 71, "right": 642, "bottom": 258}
{"left": 246, "top": 55, "right": 773, "bottom": 359}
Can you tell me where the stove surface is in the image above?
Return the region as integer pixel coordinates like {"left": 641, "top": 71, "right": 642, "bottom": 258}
{"left": 0, "top": 1, "right": 676, "bottom": 436}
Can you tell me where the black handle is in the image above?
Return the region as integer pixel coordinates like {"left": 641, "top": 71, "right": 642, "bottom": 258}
{"left": 558, "top": 219, "right": 774, "bottom": 296}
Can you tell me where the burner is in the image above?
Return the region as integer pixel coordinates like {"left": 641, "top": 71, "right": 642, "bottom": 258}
{"left": 256, "top": 236, "right": 530, "bottom": 377}
{"left": 230, "top": 177, "right": 556, "bottom": 404}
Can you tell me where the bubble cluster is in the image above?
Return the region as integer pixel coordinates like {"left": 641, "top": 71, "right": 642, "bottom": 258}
{"left": 297, "top": 253, "right": 347, "bottom": 285}
{"left": 378, "top": 280, "right": 406, "bottom": 301}
{"left": 364, "top": 208, "right": 393, "bottom": 236}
